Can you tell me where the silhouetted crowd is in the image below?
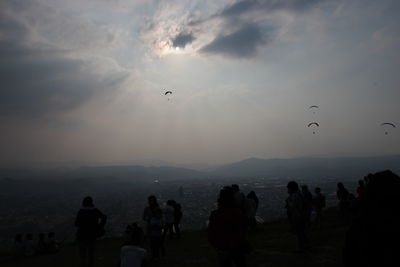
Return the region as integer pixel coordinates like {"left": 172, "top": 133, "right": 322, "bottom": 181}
{"left": 13, "top": 232, "right": 59, "bottom": 257}
{"left": 9, "top": 169, "right": 400, "bottom": 267}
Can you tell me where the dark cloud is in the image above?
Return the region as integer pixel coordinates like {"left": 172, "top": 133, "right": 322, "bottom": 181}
{"left": 200, "top": 24, "right": 267, "bottom": 58}
{"left": 171, "top": 32, "right": 196, "bottom": 48}
{"left": 0, "top": 6, "right": 128, "bottom": 119}
{"left": 191, "top": 0, "right": 327, "bottom": 59}
{"left": 221, "top": 0, "right": 326, "bottom": 18}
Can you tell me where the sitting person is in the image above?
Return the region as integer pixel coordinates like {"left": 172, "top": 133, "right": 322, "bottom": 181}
{"left": 120, "top": 224, "right": 147, "bottom": 267}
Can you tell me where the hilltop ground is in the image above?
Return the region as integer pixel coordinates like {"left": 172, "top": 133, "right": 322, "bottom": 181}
{"left": 1, "top": 208, "right": 348, "bottom": 267}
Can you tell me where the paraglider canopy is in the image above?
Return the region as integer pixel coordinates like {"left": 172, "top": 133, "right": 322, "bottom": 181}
{"left": 165, "top": 91, "right": 172, "bottom": 95}
{"left": 308, "top": 122, "right": 319, "bottom": 127}
{"left": 381, "top": 123, "right": 396, "bottom": 135}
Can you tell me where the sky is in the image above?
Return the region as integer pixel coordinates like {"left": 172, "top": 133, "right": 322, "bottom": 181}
{"left": 0, "top": 0, "right": 399, "bottom": 167}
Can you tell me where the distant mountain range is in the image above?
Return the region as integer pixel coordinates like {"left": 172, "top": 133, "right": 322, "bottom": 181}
{"left": 1, "top": 155, "right": 399, "bottom": 181}
{"left": 210, "top": 155, "right": 400, "bottom": 178}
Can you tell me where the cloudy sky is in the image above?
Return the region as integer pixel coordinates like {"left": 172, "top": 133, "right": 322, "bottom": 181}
{"left": 0, "top": 0, "right": 399, "bottom": 166}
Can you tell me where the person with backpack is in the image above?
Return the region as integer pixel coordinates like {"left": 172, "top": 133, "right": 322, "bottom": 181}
{"left": 286, "top": 181, "right": 308, "bottom": 252}
{"left": 75, "top": 196, "right": 107, "bottom": 267}
{"left": 313, "top": 187, "right": 326, "bottom": 228}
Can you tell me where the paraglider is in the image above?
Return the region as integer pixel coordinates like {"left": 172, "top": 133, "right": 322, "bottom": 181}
{"left": 381, "top": 123, "right": 396, "bottom": 135}
{"left": 164, "top": 90, "right": 172, "bottom": 101}
{"left": 309, "top": 105, "right": 319, "bottom": 114}
{"left": 308, "top": 122, "right": 319, "bottom": 134}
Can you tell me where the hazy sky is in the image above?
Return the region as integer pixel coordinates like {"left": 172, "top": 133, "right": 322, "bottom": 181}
{"left": 0, "top": 0, "right": 399, "bottom": 166}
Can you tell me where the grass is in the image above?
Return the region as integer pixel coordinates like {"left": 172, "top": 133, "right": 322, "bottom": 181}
{"left": 1, "top": 208, "right": 349, "bottom": 267}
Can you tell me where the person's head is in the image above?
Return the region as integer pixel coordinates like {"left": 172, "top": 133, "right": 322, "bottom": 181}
{"left": 287, "top": 181, "right": 299, "bottom": 194}
{"left": 48, "top": 232, "right": 55, "bottom": 238}
{"left": 15, "top": 234, "right": 22, "bottom": 242}
{"left": 218, "top": 186, "right": 235, "bottom": 209}
{"left": 26, "top": 233, "right": 33, "bottom": 240}
{"left": 358, "top": 180, "right": 365, "bottom": 187}
{"left": 39, "top": 233, "right": 45, "bottom": 240}
{"left": 315, "top": 187, "right": 321, "bottom": 194}
{"left": 167, "top": 199, "right": 175, "bottom": 206}
{"left": 231, "top": 184, "right": 239, "bottom": 192}
{"left": 82, "top": 196, "right": 94, "bottom": 207}
{"left": 148, "top": 195, "right": 158, "bottom": 207}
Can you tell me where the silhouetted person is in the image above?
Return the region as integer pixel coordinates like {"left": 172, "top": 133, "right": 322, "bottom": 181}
{"left": 301, "top": 185, "right": 313, "bottom": 227}
{"left": 46, "top": 232, "right": 59, "bottom": 253}
{"left": 173, "top": 201, "right": 182, "bottom": 239}
{"left": 231, "top": 184, "right": 247, "bottom": 212}
{"left": 286, "top": 181, "right": 308, "bottom": 252}
{"left": 247, "top": 191, "right": 259, "bottom": 211}
{"left": 344, "top": 170, "right": 400, "bottom": 267}
{"left": 357, "top": 180, "right": 366, "bottom": 201}
{"left": 143, "top": 195, "right": 164, "bottom": 259}
{"left": 24, "top": 233, "right": 35, "bottom": 257}
{"left": 36, "top": 233, "right": 46, "bottom": 254}
{"left": 13, "top": 233, "right": 24, "bottom": 258}
{"left": 120, "top": 223, "right": 148, "bottom": 267}
{"left": 245, "top": 193, "right": 257, "bottom": 228}
{"left": 312, "top": 187, "right": 325, "bottom": 227}
{"left": 163, "top": 200, "right": 175, "bottom": 240}
{"left": 208, "top": 186, "right": 249, "bottom": 267}
{"left": 75, "top": 196, "right": 107, "bottom": 267}
{"left": 337, "top": 182, "right": 350, "bottom": 216}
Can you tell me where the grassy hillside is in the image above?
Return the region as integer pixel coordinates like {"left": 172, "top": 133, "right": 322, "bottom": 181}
{"left": 1, "top": 208, "right": 348, "bottom": 267}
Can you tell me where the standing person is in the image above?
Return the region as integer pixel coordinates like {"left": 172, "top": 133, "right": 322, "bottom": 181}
{"left": 163, "top": 200, "right": 175, "bottom": 240}
{"left": 173, "top": 201, "right": 182, "bottom": 239}
{"left": 245, "top": 194, "right": 257, "bottom": 229}
{"left": 36, "top": 233, "right": 47, "bottom": 254}
{"left": 46, "top": 232, "right": 59, "bottom": 253}
{"left": 247, "top": 191, "right": 259, "bottom": 211}
{"left": 356, "top": 180, "right": 366, "bottom": 202}
{"left": 231, "top": 184, "right": 247, "bottom": 212}
{"left": 119, "top": 224, "right": 148, "bottom": 267}
{"left": 75, "top": 196, "right": 107, "bottom": 267}
{"left": 24, "top": 233, "right": 35, "bottom": 257}
{"left": 286, "top": 181, "right": 308, "bottom": 252}
{"left": 337, "top": 182, "right": 350, "bottom": 216}
{"left": 301, "top": 185, "right": 313, "bottom": 227}
{"left": 208, "top": 186, "right": 249, "bottom": 267}
{"left": 142, "top": 195, "right": 164, "bottom": 259}
{"left": 13, "top": 234, "right": 24, "bottom": 258}
{"left": 312, "top": 187, "right": 326, "bottom": 228}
